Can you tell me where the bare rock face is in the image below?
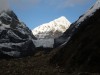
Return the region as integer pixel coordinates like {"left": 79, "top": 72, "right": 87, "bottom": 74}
{"left": 0, "top": 10, "right": 36, "bottom": 58}
{"left": 51, "top": 0, "right": 100, "bottom": 73}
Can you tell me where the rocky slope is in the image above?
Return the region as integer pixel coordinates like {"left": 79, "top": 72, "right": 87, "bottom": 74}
{"left": 32, "top": 16, "right": 71, "bottom": 39}
{"left": 51, "top": 0, "right": 100, "bottom": 73}
{"left": 0, "top": 10, "right": 36, "bottom": 58}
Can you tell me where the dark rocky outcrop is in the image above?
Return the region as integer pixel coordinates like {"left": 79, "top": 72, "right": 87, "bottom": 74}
{"left": 0, "top": 10, "right": 36, "bottom": 58}
{"left": 51, "top": 1, "right": 100, "bottom": 73}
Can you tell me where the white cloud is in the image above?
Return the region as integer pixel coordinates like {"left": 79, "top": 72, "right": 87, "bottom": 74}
{"left": 0, "top": 0, "right": 40, "bottom": 12}
{"left": 9, "top": 0, "right": 40, "bottom": 10}
{"left": 61, "top": 0, "right": 88, "bottom": 8}
{"left": 9, "top": 0, "right": 89, "bottom": 9}
{"left": 0, "top": 0, "right": 90, "bottom": 12}
{"left": 0, "top": 0, "right": 9, "bottom": 12}
{"left": 42, "top": 0, "right": 89, "bottom": 8}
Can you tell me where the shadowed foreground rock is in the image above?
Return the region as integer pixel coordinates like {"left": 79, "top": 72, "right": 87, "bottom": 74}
{"left": 51, "top": 0, "right": 100, "bottom": 73}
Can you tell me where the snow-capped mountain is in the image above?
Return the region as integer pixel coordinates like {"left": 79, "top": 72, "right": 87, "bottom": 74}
{"left": 52, "top": 0, "right": 100, "bottom": 72}
{"left": 32, "top": 16, "right": 71, "bottom": 39}
{"left": 0, "top": 10, "right": 36, "bottom": 58}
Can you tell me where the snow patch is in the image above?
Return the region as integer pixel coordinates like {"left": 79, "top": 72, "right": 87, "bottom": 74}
{"left": 0, "top": 21, "right": 10, "bottom": 30}
{"left": 0, "top": 43, "right": 24, "bottom": 48}
{"left": 77, "top": 0, "right": 100, "bottom": 24}
{"left": 7, "top": 30, "right": 22, "bottom": 40}
{"left": 0, "top": 12, "right": 11, "bottom": 29}
{"left": 2, "top": 51, "right": 20, "bottom": 57}
{"left": 0, "top": 12, "right": 12, "bottom": 24}
{"left": 33, "top": 39, "right": 54, "bottom": 48}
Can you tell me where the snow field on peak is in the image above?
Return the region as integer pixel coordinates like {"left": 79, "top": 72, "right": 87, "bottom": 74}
{"left": 32, "top": 16, "right": 71, "bottom": 39}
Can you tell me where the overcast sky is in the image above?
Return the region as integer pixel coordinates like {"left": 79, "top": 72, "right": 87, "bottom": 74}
{"left": 0, "top": 0, "right": 96, "bottom": 29}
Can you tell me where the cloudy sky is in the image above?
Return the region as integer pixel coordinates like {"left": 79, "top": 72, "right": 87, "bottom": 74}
{"left": 0, "top": 0, "right": 96, "bottom": 29}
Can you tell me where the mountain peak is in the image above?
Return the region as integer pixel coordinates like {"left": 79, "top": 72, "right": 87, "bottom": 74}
{"left": 57, "top": 16, "right": 67, "bottom": 20}
{"left": 0, "top": 10, "right": 18, "bottom": 21}
{"left": 32, "top": 16, "right": 71, "bottom": 39}
{"left": 0, "top": 9, "right": 36, "bottom": 57}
